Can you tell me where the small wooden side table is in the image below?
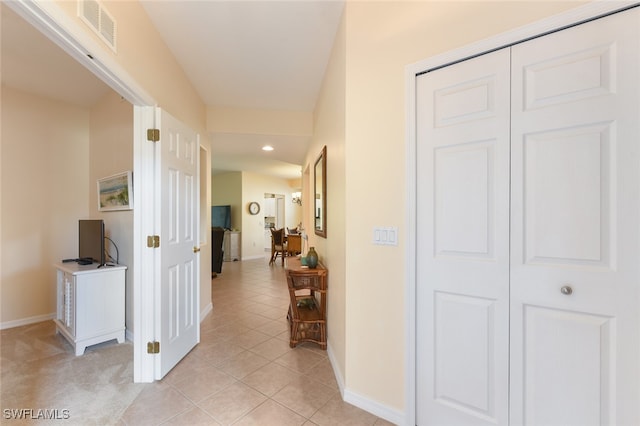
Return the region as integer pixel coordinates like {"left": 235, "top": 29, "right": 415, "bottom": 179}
{"left": 285, "top": 257, "right": 327, "bottom": 349}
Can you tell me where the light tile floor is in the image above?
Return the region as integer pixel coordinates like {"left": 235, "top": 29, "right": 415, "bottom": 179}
{"left": 0, "top": 256, "right": 394, "bottom": 425}
{"left": 120, "top": 255, "right": 395, "bottom": 425}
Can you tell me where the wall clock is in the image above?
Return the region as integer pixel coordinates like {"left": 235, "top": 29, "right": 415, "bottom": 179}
{"left": 248, "top": 202, "right": 260, "bottom": 215}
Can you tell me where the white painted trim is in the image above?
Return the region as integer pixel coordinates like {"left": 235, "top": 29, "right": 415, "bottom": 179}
{"left": 195, "top": 133, "right": 202, "bottom": 347}
{"left": 0, "top": 313, "right": 55, "bottom": 330}
{"left": 0, "top": 313, "right": 135, "bottom": 342}
{"left": 404, "top": 60, "right": 418, "bottom": 426}
{"left": 326, "top": 342, "right": 345, "bottom": 397}
{"left": 199, "top": 144, "right": 211, "bottom": 247}
{"left": 242, "top": 255, "right": 268, "bottom": 261}
{"left": 133, "top": 106, "right": 158, "bottom": 383}
{"left": 327, "top": 342, "right": 405, "bottom": 424}
{"left": 343, "top": 388, "right": 405, "bottom": 426}
{"left": 152, "top": 107, "right": 163, "bottom": 381}
{"left": 406, "top": 0, "right": 638, "bottom": 77}
{"left": 404, "top": 1, "right": 638, "bottom": 424}
{"left": 200, "top": 302, "right": 213, "bottom": 322}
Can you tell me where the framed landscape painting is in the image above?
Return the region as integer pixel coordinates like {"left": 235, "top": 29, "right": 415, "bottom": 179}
{"left": 98, "top": 171, "right": 133, "bottom": 211}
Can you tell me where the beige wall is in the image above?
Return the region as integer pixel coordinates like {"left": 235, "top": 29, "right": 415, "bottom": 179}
{"left": 248, "top": 172, "right": 302, "bottom": 260}
{"left": 89, "top": 91, "right": 134, "bottom": 330}
{"left": 305, "top": 8, "right": 347, "bottom": 385}
{"left": 337, "top": 0, "right": 588, "bottom": 414}
{"left": 0, "top": 87, "right": 136, "bottom": 329}
{"left": 53, "top": 1, "right": 205, "bottom": 133}
{"left": 2, "top": 0, "right": 211, "bottom": 326}
{"left": 1, "top": 86, "right": 90, "bottom": 325}
{"left": 48, "top": 0, "right": 212, "bottom": 315}
{"left": 211, "top": 171, "right": 302, "bottom": 261}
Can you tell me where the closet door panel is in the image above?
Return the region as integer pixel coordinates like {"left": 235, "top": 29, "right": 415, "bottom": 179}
{"left": 435, "top": 142, "right": 493, "bottom": 257}
{"left": 510, "top": 8, "right": 640, "bottom": 425}
{"left": 416, "top": 48, "right": 511, "bottom": 426}
{"left": 433, "top": 292, "right": 497, "bottom": 415}
{"left": 523, "top": 124, "right": 612, "bottom": 267}
{"left": 523, "top": 306, "right": 615, "bottom": 426}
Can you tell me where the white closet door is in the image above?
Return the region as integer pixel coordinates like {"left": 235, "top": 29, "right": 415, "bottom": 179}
{"left": 416, "top": 48, "right": 511, "bottom": 426}
{"left": 510, "top": 8, "right": 640, "bottom": 426}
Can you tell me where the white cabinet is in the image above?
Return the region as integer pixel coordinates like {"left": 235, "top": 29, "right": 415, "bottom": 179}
{"left": 54, "top": 263, "right": 126, "bottom": 356}
{"left": 264, "top": 198, "right": 276, "bottom": 217}
{"left": 223, "top": 230, "right": 241, "bottom": 261}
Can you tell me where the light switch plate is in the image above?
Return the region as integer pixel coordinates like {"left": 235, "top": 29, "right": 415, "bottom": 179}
{"left": 373, "top": 226, "right": 398, "bottom": 246}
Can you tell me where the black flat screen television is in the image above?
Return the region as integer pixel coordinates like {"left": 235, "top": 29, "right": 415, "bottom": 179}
{"left": 211, "top": 205, "right": 231, "bottom": 229}
{"left": 79, "top": 219, "right": 105, "bottom": 265}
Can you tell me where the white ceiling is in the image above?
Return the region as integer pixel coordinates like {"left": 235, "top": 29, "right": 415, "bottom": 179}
{"left": 1, "top": 1, "right": 345, "bottom": 179}
{"left": 140, "top": 0, "right": 344, "bottom": 111}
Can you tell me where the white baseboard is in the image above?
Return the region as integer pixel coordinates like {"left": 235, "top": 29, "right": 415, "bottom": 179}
{"left": 241, "top": 255, "right": 266, "bottom": 261}
{"left": 343, "top": 388, "right": 405, "bottom": 425}
{"left": 327, "top": 343, "right": 404, "bottom": 425}
{"left": 326, "top": 343, "right": 345, "bottom": 396}
{"left": 0, "top": 313, "right": 55, "bottom": 330}
{"left": 1, "top": 314, "right": 140, "bottom": 347}
{"left": 200, "top": 302, "right": 213, "bottom": 322}
{"left": 0, "top": 305, "right": 214, "bottom": 335}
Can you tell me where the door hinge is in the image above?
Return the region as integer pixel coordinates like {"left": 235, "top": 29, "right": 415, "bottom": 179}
{"left": 147, "top": 128, "right": 160, "bottom": 142}
{"left": 147, "top": 341, "right": 160, "bottom": 354}
{"left": 147, "top": 235, "right": 160, "bottom": 248}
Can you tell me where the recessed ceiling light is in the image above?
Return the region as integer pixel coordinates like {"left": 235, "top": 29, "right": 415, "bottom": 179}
{"left": 262, "top": 145, "right": 274, "bottom": 151}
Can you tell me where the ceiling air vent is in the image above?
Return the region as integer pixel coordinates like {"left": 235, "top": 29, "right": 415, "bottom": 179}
{"left": 78, "top": 0, "right": 117, "bottom": 52}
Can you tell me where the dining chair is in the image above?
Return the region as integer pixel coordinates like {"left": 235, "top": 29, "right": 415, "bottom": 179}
{"left": 269, "top": 228, "right": 287, "bottom": 265}
{"left": 286, "top": 234, "right": 302, "bottom": 256}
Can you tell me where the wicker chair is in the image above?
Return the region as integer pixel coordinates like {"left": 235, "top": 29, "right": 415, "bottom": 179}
{"left": 269, "top": 228, "right": 287, "bottom": 265}
{"left": 286, "top": 234, "right": 302, "bottom": 256}
{"left": 286, "top": 267, "right": 327, "bottom": 349}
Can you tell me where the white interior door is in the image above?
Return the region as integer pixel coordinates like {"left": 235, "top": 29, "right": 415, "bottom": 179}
{"left": 156, "top": 109, "right": 200, "bottom": 379}
{"left": 509, "top": 9, "right": 640, "bottom": 425}
{"left": 416, "top": 48, "right": 511, "bottom": 426}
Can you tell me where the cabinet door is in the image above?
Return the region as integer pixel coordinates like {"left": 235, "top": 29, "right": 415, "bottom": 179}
{"left": 74, "top": 270, "right": 125, "bottom": 339}
{"left": 229, "top": 232, "right": 240, "bottom": 259}
{"left": 510, "top": 8, "right": 640, "bottom": 425}
{"left": 416, "top": 48, "right": 511, "bottom": 426}
{"left": 265, "top": 198, "right": 276, "bottom": 217}
{"left": 223, "top": 231, "right": 231, "bottom": 261}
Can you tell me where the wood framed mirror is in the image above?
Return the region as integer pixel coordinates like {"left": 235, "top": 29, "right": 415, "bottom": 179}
{"left": 314, "top": 146, "right": 327, "bottom": 238}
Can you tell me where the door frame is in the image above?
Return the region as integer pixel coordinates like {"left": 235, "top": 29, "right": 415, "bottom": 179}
{"left": 7, "top": 1, "right": 167, "bottom": 383}
{"left": 134, "top": 107, "right": 159, "bottom": 382}
{"left": 404, "top": 2, "right": 637, "bottom": 424}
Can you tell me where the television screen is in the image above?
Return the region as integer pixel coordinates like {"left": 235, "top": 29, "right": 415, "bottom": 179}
{"left": 211, "top": 205, "right": 231, "bottom": 229}
{"left": 79, "top": 219, "right": 105, "bottom": 265}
